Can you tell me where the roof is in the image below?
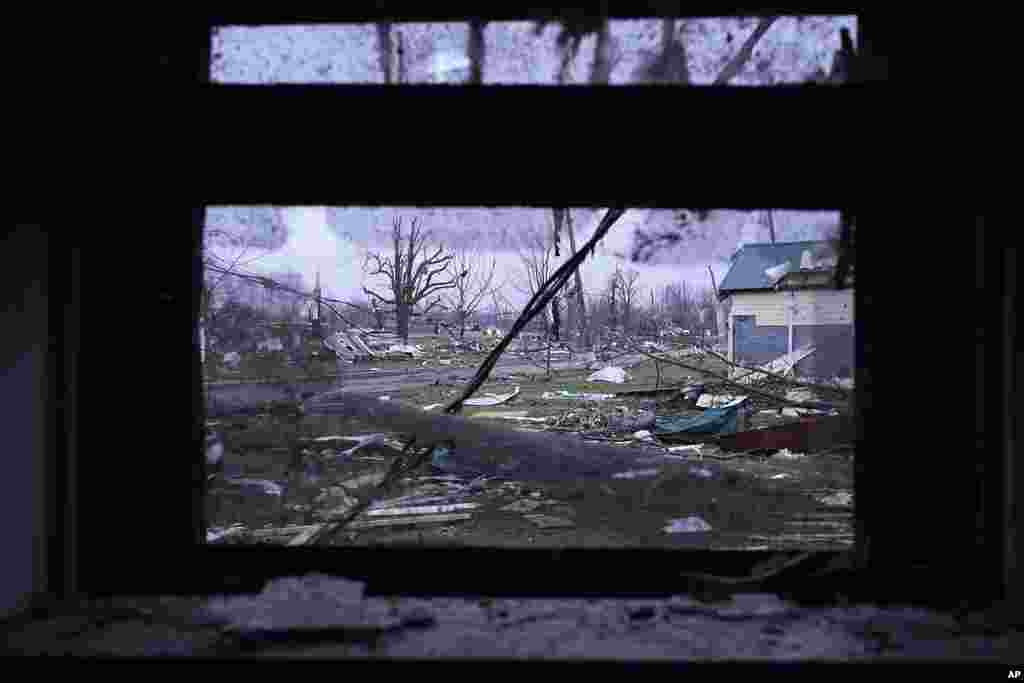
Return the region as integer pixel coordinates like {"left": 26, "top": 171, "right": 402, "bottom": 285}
{"left": 718, "top": 241, "right": 836, "bottom": 296}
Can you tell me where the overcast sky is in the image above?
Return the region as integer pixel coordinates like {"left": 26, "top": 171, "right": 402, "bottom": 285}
{"left": 206, "top": 206, "right": 839, "bottom": 309}
{"left": 206, "top": 17, "right": 852, "bottom": 308}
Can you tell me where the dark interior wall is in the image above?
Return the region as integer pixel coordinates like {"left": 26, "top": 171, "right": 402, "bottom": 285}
{"left": 732, "top": 315, "right": 787, "bottom": 366}
{"left": 793, "top": 324, "right": 855, "bottom": 379}
{"left": 0, "top": 225, "right": 49, "bottom": 618}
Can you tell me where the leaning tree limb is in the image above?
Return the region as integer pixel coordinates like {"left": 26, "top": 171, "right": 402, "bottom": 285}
{"left": 692, "top": 345, "right": 852, "bottom": 398}
{"left": 623, "top": 338, "right": 848, "bottom": 411}
{"left": 442, "top": 208, "right": 627, "bottom": 415}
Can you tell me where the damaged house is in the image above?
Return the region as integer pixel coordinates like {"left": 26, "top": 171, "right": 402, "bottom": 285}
{"left": 717, "top": 240, "right": 854, "bottom": 381}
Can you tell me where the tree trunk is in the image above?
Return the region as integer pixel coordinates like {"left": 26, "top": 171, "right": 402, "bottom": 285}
{"left": 397, "top": 303, "right": 411, "bottom": 345}
{"left": 590, "top": 21, "right": 613, "bottom": 84}
{"left": 610, "top": 283, "right": 617, "bottom": 330}
{"left": 468, "top": 20, "right": 486, "bottom": 84}
{"left": 551, "top": 295, "right": 561, "bottom": 342}
{"left": 565, "top": 211, "right": 588, "bottom": 347}
{"left": 376, "top": 23, "right": 393, "bottom": 84}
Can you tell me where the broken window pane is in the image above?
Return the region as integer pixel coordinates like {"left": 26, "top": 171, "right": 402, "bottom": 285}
{"left": 210, "top": 17, "right": 857, "bottom": 85}
{"left": 202, "top": 207, "right": 856, "bottom": 550}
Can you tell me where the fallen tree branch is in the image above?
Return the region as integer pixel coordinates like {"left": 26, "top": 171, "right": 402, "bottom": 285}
{"left": 694, "top": 346, "right": 852, "bottom": 398}
{"left": 679, "top": 551, "right": 814, "bottom": 588}
{"left": 306, "top": 437, "right": 444, "bottom": 546}
{"left": 623, "top": 338, "right": 848, "bottom": 411}
{"left": 443, "top": 208, "right": 627, "bottom": 414}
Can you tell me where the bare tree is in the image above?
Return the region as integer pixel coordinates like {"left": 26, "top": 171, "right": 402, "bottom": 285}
{"left": 443, "top": 247, "right": 497, "bottom": 338}
{"left": 515, "top": 226, "right": 557, "bottom": 336}
{"left": 201, "top": 210, "right": 286, "bottom": 361}
{"left": 363, "top": 217, "right": 457, "bottom": 345}
{"left": 617, "top": 268, "right": 641, "bottom": 333}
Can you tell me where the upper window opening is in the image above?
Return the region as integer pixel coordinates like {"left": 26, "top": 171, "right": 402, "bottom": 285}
{"left": 210, "top": 16, "right": 857, "bottom": 86}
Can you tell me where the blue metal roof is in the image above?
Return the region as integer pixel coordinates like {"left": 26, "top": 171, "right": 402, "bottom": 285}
{"left": 718, "top": 241, "right": 835, "bottom": 295}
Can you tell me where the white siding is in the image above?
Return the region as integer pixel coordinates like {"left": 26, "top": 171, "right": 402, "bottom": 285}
{"left": 783, "top": 289, "right": 854, "bottom": 325}
{"left": 731, "top": 292, "right": 788, "bottom": 327}
{"left": 733, "top": 290, "right": 854, "bottom": 326}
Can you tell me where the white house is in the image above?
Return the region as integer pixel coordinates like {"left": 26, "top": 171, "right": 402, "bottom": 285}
{"left": 717, "top": 240, "right": 854, "bottom": 380}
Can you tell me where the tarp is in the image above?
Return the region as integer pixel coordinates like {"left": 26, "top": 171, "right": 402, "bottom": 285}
{"left": 653, "top": 398, "right": 750, "bottom": 437}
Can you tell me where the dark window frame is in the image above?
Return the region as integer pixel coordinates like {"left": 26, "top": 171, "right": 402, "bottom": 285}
{"left": 64, "top": 8, "right": 1014, "bottom": 611}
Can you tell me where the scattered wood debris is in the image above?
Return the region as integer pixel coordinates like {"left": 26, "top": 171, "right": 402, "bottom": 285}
{"left": 348, "top": 513, "right": 474, "bottom": 530}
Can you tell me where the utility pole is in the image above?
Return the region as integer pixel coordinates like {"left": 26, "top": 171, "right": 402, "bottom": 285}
{"left": 565, "top": 210, "right": 589, "bottom": 348}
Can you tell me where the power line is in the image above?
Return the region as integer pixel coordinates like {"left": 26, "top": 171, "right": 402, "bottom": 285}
{"left": 204, "top": 262, "right": 366, "bottom": 310}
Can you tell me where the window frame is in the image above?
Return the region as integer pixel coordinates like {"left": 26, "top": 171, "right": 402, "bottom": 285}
{"left": 66, "top": 8, "right": 1014, "bottom": 611}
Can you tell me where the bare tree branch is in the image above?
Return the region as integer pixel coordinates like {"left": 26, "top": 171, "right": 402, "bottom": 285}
{"left": 363, "top": 215, "right": 457, "bottom": 343}
{"left": 362, "top": 287, "right": 395, "bottom": 306}
{"left": 713, "top": 17, "right": 778, "bottom": 85}
{"left": 443, "top": 208, "right": 626, "bottom": 415}
{"left": 622, "top": 336, "right": 849, "bottom": 411}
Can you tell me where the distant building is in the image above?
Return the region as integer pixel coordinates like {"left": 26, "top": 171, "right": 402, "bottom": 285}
{"left": 717, "top": 240, "right": 854, "bottom": 380}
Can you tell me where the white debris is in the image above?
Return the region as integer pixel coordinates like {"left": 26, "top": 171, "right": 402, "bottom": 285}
{"left": 785, "top": 388, "right": 815, "bottom": 403}
{"left": 464, "top": 386, "right": 520, "bottom": 407}
{"left": 663, "top": 516, "right": 713, "bottom": 533}
{"left": 439, "top": 359, "right": 452, "bottom": 365}
{"left": 336, "top": 433, "right": 388, "bottom": 457}
{"left": 764, "top": 261, "right": 791, "bottom": 283}
{"left": 205, "top": 435, "right": 224, "bottom": 467}
{"left": 206, "top": 524, "right": 247, "bottom": 543}
{"left": 666, "top": 444, "right": 705, "bottom": 454}
{"left": 379, "top": 396, "right": 391, "bottom": 401}
{"left": 733, "top": 347, "right": 816, "bottom": 384}
{"left": 349, "top": 513, "right": 472, "bottom": 530}
{"left": 365, "top": 503, "right": 479, "bottom": 517}
{"left": 541, "top": 391, "right": 615, "bottom": 401}
{"left": 773, "top": 449, "right": 806, "bottom": 459}
{"left": 819, "top": 491, "right": 854, "bottom": 507}
{"left": 588, "top": 366, "right": 629, "bottom": 383}
{"left": 612, "top": 468, "right": 661, "bottom": 480}
{"left": 770, "top": 473, "right": 792, "bottom": 480}
{"left": 689, "top": 466, "right": 714, "bottom": 479}
{"left": 422, "top": 403, "right": 444, "bottom": 411}
{"left": 633, "top": 430, "right": 654, "bottom": 441}
{"left": 386, "top": 344, "right": 422, "bottom": 357}
{"left": 222, "top": 351, "right": 241, "bottom": 369}
{"left": 697, "top": 394, "right": 749, "bottom": 409}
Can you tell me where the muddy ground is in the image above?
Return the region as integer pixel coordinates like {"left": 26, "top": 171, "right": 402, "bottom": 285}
{"left": 205, "top": 349, "right": 854, "bottom": 551}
